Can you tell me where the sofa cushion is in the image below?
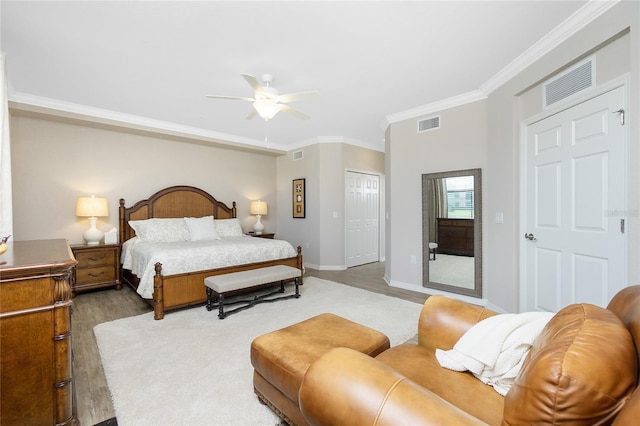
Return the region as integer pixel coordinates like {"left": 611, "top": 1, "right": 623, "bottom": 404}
{"left": 376, "top": 343, "right": 505, "bottom": 425}
{"left": 503, "top": 303, "right": 637, "bottom": 425}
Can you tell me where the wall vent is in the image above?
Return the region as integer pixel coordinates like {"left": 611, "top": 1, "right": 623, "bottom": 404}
{"left": 418, "top": 115, "right": 440, "bottom": 133}
{"left": 544, "top": 57, "right": 594, "bottom": 108}
{"left": 292, "top": 150, "right": 303, "bottom": 160}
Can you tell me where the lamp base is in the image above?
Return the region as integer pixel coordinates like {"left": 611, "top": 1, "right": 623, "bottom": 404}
{"left": 253, "top": 215, "right": 264, "bottom": 235}
{"left": 83, "top": 217, "right": 104, "bottom": 245}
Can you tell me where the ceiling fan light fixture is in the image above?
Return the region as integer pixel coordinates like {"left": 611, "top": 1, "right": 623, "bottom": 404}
{"left": 253, "top": 99, "right": 280, "bottom": 120}
{"left": 207, "top": 73, "right": 318, "bottom": 121}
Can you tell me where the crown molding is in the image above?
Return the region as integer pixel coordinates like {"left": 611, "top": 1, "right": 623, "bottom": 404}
{"left": 7, "top": 1, "right": 617, "bottom": 152}
{"left": 8, "top": 92, "right": 290, "bottom": 155}
{"left": 9, "top": 92, "right": 386, "bottom": 154}
{"left": 385, "top": 0, "right": 618, "bottom": 126}
{"left": 481, "top": 0, "right": 620, "bottom": 94}
{"left": 385, "top": 90, "right": 487, "bottom": 125}
{"left": 288, "top": 135, "right": 385, "bottom": 153}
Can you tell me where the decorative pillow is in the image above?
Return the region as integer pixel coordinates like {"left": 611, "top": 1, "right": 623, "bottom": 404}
{"left": 215, "top": 218, "right": 243, "bottom": 238}
{"left": 503, "top": 303, "right": 637, "bottom": 424}
{"left": 128, "top": 218, "right": 190, "bottom": 243}
{"left": 184, "top": 216, "right": 220, "bottom": 241}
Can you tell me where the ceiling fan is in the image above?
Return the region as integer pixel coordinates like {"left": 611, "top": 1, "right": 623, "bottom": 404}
{"left": 206, "top": 73, "right": 320, "bottom": 121}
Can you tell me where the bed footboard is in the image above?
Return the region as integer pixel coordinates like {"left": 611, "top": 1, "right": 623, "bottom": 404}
{"left": 152, "top": 246, "right": 303, "bottom": 320}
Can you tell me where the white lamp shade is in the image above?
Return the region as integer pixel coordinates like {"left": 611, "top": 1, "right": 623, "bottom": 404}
{"left": 253, "top": 100, "right": 280, "bottom": 121}
{"left": 76, "top": 196, "right": 109, "bottom": 218}
{"left": 249, "top": 200, "right": 268, "bottom": 216}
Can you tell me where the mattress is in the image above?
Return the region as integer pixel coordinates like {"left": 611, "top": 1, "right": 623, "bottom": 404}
{"left": 121, "top": 236, "right": 298, "bottom": 298}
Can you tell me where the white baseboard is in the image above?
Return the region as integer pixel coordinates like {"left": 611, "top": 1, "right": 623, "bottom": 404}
{"left": 304, "top": 263, "right": 346, "bottom": 271}
{"left": 388, "top": 278, "right": 489, "bottom": 307}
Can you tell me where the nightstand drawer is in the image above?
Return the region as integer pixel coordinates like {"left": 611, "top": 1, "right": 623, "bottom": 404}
{"left": 75, "top": 266, "right": 116, "bottom": 284}
{"left": 70, "top": 243, "right": 121, "bottom": 295}
{"left": 74, "top": 250, "right": 115, "bottom": 267}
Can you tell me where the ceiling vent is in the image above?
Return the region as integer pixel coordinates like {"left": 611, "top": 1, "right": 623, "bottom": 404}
{"left": 292, "top": 149, "right": 303, "bottom": 160}
{"left": 418, "top": 115, "right": 440, "bottom": 133}
{"left": 544, "top": 57, "right": 594, "bottom": 108}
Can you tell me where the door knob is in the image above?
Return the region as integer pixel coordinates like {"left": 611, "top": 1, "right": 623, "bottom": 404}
{"left": 524, "top": 233, "right": 537, "bottom": 241}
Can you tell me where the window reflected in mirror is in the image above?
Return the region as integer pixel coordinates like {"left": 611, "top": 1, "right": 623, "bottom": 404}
{"left": 422, "top": 169, "right": 482, "bottom": 298}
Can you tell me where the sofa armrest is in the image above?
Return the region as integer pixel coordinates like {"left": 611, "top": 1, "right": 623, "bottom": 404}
{"left": 417, "top": 295, "right": 497, "bottom": 351}
{"left": 299, "top": 347, "right": 489, "bottom": 426}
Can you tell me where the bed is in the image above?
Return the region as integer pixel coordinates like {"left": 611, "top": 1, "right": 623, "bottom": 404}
{"left": 118, "top": 185, "right": 303, "bottom": 320}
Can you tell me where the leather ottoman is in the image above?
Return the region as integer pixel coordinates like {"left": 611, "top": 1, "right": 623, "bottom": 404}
{"left": 250, "top": 313, "right": 390, "bottom": 426}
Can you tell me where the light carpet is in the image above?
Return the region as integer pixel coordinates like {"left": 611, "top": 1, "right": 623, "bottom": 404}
{"left": 94, "top": 276, "right": 424, "bottom": 426}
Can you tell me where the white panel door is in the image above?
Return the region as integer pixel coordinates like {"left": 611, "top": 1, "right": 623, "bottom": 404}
{"left": 523, "top": 86, "right": 626, "bottom": 311}
{"left": 346, "top": 172, "right": 379, "bottom": 267}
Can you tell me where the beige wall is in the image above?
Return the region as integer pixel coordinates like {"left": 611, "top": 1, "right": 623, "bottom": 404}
{"left": 387, "top": 1, "right": 639, "bottom": 312}
{"left": 277, "top": 142, "right": 384, "bottom": 269}
{"left": 276, "top": 144, "right": 321, "bottom": 265}
{"left": 10, "top": 113, "right": 278, "bottom": 245}
{"left": 386, "top": 100, "right": 488, "bottom": 290}
{"left": 9, "top": 112, "right": 383, "bottom": 270}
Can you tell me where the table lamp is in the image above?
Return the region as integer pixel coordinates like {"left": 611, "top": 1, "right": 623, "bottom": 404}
{"left": 76, "top": 195, "right": 109, "bottom": 245}
{"left": 249, "top": 200, "right": 268, "bottom": 235}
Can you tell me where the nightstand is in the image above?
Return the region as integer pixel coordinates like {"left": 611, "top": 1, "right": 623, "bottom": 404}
{"left": 70, "top": 243, "right": 121, "bottom": 296}
{"left": 248, "top": 233, "right": 275, "bottom": 239}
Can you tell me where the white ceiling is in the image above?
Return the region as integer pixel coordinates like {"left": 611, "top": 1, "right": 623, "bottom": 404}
{"left": 2, "top": 1, "right": 595, "bottom": 153}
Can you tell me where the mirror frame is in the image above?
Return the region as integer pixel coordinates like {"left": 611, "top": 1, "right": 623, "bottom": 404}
{"left": 422, "top": 168, "right": 482, "bottom": 298}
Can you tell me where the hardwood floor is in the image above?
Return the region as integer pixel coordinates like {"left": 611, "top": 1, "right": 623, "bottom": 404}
{"left": 304, "top": 262, "right": 429, "bottom": 304}
{"left": 72, "top": 284, "right": 151, "bottom": 425}
{"left": 72, "top": 262, "right": 428, "bottom": 425}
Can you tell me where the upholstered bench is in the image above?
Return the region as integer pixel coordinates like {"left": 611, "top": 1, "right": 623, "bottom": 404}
{"left": 204, "top": 265, "right": 301, "bottom": 319}
{"left": 251, "top": 313, "right": 390, "bottom": 426}
{"left": 429, "top": 242, "right": 438, "bottom": 260}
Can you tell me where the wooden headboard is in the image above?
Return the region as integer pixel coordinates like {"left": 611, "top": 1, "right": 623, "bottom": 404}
{"left": 119, "top": 185, "right": 237, "bottom": 243}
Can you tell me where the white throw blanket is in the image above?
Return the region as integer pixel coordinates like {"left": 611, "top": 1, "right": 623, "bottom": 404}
{"left": 435, "top": 311, "right": 554, "bottom": 395}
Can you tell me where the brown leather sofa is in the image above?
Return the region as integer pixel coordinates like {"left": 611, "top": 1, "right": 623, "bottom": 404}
{"left": 299, "top": 285, "right": 640, "bottom": 425}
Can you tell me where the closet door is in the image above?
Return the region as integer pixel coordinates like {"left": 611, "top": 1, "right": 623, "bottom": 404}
{"left": 346, "top": 171, "right": 380, "bottom": 267}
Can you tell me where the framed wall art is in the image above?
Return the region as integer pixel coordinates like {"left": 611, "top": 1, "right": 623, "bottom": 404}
{"left": 292, "top": 178, "right": 305, "bottom": 218}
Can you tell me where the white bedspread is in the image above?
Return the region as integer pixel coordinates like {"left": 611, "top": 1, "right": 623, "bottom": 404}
{"left": 122, "top": 236, "right": 298, "bottom": 298}
{"left": 435, "top": 311, "right": 554, "bottom": 395}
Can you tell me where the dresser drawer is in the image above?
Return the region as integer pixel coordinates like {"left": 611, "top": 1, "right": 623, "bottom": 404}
{"left": 75, "top": 250, "right": 115, "bottom": 268}
{"left": 75, "top": 265, "right": 116, "bottom": 284}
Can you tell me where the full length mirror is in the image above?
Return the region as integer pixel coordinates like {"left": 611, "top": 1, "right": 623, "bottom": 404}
{"left": 422, "top": 168, "right": 482, "bottom": 297}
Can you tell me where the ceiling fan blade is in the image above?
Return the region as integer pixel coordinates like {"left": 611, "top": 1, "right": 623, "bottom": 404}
{"left": 205, "top": 95, "right": 254, "bottom": 102}
{"left": 246, "top": 107, "right": 258, "bottom": 120}
{"left": 241, "top": 73, "right": 265, "bottom": 95}
{"left": 279, "top": 104, "right": 310, "bottom": 120}
{"left": 277, "top": 91, "right": 321, "bottom": 103}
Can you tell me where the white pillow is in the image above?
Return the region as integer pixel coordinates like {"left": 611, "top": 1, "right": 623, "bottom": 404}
{"left": 128, "top": 218, "right": 190, "bottom": 242}
{"left": 184, "top": 216, "right": 220, "bottom": 241}
{"left": 215, "top": 218, "right": 243, "bottom": 238}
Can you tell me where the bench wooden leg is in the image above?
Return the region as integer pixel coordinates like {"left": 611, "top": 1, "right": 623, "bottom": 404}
{"left": 218, "top": 293, "right": 226, "bottom": 319}
{"left": 206, "top": 287, "right": 214, "bottom": 311}
{"left": 294, "top": 277, "right": 300, "bottom": 298}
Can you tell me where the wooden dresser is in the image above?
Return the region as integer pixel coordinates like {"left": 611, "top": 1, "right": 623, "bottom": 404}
{"left": 0, "top": 239, "right": 78, "bottom": 425}
{"left": 437, "top": 218, "right": 475, "bottom": 256}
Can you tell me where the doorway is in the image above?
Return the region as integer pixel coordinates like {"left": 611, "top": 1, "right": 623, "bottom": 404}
{"left": 522, "top": 84, "right": 628, "bottom": 311}
{"left": 346, "top": 171, "right": 380, "bottom": 267}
